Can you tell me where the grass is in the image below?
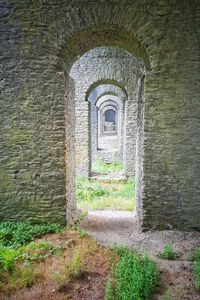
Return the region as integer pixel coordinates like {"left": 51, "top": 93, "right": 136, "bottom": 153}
{"left": 7, "top": 265, "right": 40, "bottom": 290}
{"left": 76, "top": 177, "right": 135, "bottom": 211}
{"left": 0, "top": 222, "right": 62, "bottom": 247}
{"left": 0, "top": 221, "right": 63, "bottom": 292}
{"left": 92, "top": 160, "right": 123, "bottom": 174}
{"left": 53, "top": 250, "right": 83, "bottom": 287}
{"left": 0, "top": 222, "right": 160, "bottom": 299}
{"left": 189, "top": 247, "right": 200, "bottom": 290}
{"left": 157, "top": 244, "right": 176, "bottom": 260}
{"left": 105, "top": 247, "right": 158, "bottom": 300}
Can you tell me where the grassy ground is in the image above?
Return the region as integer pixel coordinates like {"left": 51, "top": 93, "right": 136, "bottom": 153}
{"left": 0, "top": 222, "right": 159, "bottom": 300}
{"left": 76, "top": 177, "right": 135, "bottom": 211}
{"left": 92, "top": 160, "right": 123, "bottom": 174}
{"left": 1, "top": 222, "right": 198, "bottom": 299}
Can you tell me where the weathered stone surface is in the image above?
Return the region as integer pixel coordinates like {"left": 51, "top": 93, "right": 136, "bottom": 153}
{"left": 0, "top": 0, "right": 199, "bottom": 230}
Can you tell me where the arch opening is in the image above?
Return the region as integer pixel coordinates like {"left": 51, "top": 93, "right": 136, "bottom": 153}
{"left": 66, "top": 44, "right": 146, "bottom": 224}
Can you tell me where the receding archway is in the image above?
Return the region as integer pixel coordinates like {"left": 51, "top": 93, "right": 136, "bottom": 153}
{"left": 67, "top": 45, "right": 146, "bottom": 225}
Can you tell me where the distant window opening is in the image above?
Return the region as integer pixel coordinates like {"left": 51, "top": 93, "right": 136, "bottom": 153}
{"left": 103, "top": 109, "right": 116, "bottom": 133}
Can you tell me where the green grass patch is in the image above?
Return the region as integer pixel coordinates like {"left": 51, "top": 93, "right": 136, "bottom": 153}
{"left": 7, "top": 264, "right": 40, "bottom": 290}
{"left": 92, "top": 160, "right": 123, "bottom": 174}
{"left": 188, "top": 247, "right": 200, "bottom": 262}
{"left": 0, "top": 222, "right": 62, "bottom": 247}
{"left": 188, "top": 247, "right": 200, "bottom": 290}
{"left": 0, "top": 222, "right": 63, "bottom": 283}
{"left": 195, "top": 261, "right": 200, "bottom": 290}
{"left": 105, "top": 247, "right": 158, "bottom": 300}
{"left": 157, "top": 244, "right": 176, "bottom": 260}
{"left": 76, "top": 177, "right": 109, "bottom": 202}
{"left": 76, "top": 177, "right": 135, "bottom": 211}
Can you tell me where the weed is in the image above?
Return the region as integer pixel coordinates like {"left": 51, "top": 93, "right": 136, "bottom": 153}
{"left": 19, "top": 241, "right": 63, "bottom": 262}
{"left": 164, "top": 288, "right": 173, "bottom": 300}
{"left": 0, "top": 246, "right": 19, "bottom": 280}
{"left": 0, "top": 222, "right": 62, "bottom": 247}
{"left": 92, "top": 160, "right": 123, "bottom": 174}
{"left": 0, "top": 222, "right": 63, "bottom": 284}
{"left": 54, "top": 250, "right": 83, "bottom": 287}
{"left": 105, "top": 278, "right": 115, "bottom": 300}
{"left": 78, "top": 230, "right": 88, "bottom": 238}
{"left": 195, "top": 262, "right": 200, "bottom": 290}
{"left": 72, "top": 211, "right": 88, "bottom": 231}
{"left": 76, "top": 177, "right": 108, "bottom": 202}
{"left": 7, "top": 264, "right": 40, "bottom": 290}
{"left": 76, "top": 177, "right": 135, "bottom": 211}
{"left": 157, "top": 244, "right": 176, "bottom": 260}
{"left": 188, "top": 247, "right": 200, "bottom": 262}
{"left": 106, "top": 247, "right": 158, "bottom": 300}
{"left": 188, "top": 247, "right": 200, "bottom": 290}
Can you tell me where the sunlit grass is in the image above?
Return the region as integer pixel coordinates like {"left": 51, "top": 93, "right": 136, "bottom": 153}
{"left": 92, "top": 159, "right": 123, "bottom": 174}
{"left": 76, "top": 177, "right": 135, "bottom": 211}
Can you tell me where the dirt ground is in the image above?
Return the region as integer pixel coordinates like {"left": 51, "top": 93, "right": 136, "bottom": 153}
{"left": 0, "top": 231, "right": 114, "bottom": 300}
{"left": 81, "top": 210, "right": 200, "bottom": 300}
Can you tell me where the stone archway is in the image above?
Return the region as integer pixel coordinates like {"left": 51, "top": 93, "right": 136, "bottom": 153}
{"left": 67, "top": 46, "right": 145, "bottom": 223}
{"left": 1, "top": 1, "right": 199, "bottom": 231}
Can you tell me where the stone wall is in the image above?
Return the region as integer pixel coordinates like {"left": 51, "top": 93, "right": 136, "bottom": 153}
{"left": 0, "top": 0, "right": 199, "bottom": 230}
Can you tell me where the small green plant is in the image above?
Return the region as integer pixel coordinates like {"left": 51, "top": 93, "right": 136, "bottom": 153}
{"left": 0, "top": 222, "right": 63, "bottom": 283}
{"left": 105, "top": 247, "right": 158, "bottom": 300}
{"left": 92, "top": 160, "right": 123, "bottom": 174}
{"left": 188, "top": 247, "right": 200, "bottom": 262}
{"left": 157, "top": 244, "right": 176, "bottom": 260}
{"left": 164, "top": 288, "right": 173, "bottom": 300}
{"left": 0, "top": 222, "right": 62, "bottom": 247}
{"left": 54, "top": 251, "right": 83, "bottom": 287}
{"left": 76, "top": 177, "right": 108, "bottom": 203}
{"left": 187, "top": 247, "right": 200, "bottom": 291}
{"left": 19, "top": 241, "right": 63, "bottom": 262}
{"left": 78, "top": 229, "right": 88, "bottom": 238}
{"left": 195, "top": 262, "right": 200, "bottom": 290}
{"left": 105, "top": 278, "right": 115, "bottom": 300}
{"left": 76, "top": 177, "right": 135, "bottom": 211}
{"left": 0, "top": 245, "right": 20, "bottom": 278}
{"left": 8, "top": 264, "right": 40, "bottom": 289}
{"left": 72, "top": 211, "right": 88, "bottom": 231}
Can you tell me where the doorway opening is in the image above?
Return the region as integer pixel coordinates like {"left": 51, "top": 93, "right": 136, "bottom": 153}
{"left": 68, "top": 46, "right": 145, "bottom": 219}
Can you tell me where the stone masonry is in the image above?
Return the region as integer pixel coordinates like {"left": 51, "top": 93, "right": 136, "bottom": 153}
{"left": 0, "top": 0, "right": 199, "bottom": 230}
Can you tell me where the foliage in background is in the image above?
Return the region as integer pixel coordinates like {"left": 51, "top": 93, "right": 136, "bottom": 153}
{"left": 76, "top": 177, "right": 108, "bottom": 203}
{"left": 92, "top": 160, "right": 123, "bottom": 174}
{"left": 76, "top": 177, "right": 135, "bottom": 211}
{"left": 105, "top": 247, "right": 158, "bottom": 300}
{"left": 157, "top": 244, "right": 176, "bottom": 260}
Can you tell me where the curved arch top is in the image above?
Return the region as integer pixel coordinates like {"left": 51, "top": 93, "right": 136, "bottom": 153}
{"left": 88, "top": 83, "right": 127, "bottom": 104}
{"left": 59, "top": 26, "right": 149, "bottom": 71}
{"left": 86, "top": 79, "right": 128, "bottom": 102}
